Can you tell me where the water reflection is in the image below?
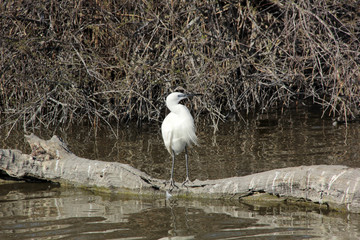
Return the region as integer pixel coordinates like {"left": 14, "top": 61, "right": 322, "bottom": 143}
{"left": 1, "top": 107, "right": 360, "bottom": 239}
{"left": 2, "top": 106, "right": 359, "bottom": 182}
{"left": 0, "top": 184, "right": 360, "bottom": 239}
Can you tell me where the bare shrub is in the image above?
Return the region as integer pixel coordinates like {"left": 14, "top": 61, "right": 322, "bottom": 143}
{"left": 0, "top": 0, "right": 359, "bottom": 134}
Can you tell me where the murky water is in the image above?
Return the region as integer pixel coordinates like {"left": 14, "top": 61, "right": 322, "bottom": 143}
{"left": 0, "top": 183, "right": 360, "bottom": 240}
{"left": 1, "top": 106, "right": 360, "bottom": 239}
{"left": 1, "top": 182, "right": 360, "bottom": 240}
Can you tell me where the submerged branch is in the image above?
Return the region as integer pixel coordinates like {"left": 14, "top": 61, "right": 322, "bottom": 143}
{"left": 1, "top": 134, "right": 360, "bottom": 213}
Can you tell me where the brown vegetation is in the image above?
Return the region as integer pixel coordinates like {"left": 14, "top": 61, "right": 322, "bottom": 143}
{"left": 1, "top": 0, "right": 359, "bottom": 133}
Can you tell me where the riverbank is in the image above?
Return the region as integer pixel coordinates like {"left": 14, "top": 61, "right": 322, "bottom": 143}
{"left": 1, "top": 0, "right": 359, "bottom": 132}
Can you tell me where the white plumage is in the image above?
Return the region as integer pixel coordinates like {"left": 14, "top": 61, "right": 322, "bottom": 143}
{"left": 161, "top": 92, "right": 199, "bottom": 190}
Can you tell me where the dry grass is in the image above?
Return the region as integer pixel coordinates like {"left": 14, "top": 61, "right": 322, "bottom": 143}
{"left": 1, "top": 0, "right": 359, "bottom": 134}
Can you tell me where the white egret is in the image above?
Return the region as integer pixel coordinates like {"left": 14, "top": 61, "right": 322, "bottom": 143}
{"left": 161, "top": 92, "right": 200, "bottom": 190}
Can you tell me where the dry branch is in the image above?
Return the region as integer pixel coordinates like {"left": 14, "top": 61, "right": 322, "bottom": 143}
{"left": 1, "top": 134, "right": 360, "bottom": 213}
{"left": 1, "top": 0, "right": 359, "bottom": 132}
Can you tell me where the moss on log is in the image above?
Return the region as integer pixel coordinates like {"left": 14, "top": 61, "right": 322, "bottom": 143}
{"left": 1, "top": 134, "right": 360, "bottom": 213}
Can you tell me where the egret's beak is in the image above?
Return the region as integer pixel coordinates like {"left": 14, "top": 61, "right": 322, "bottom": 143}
{"left": 185, "top": 93, "right": 202, "bottom": 98}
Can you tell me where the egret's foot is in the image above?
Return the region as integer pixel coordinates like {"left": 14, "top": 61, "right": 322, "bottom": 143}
{"left": 181, "top": 177, "right": 191, "bottom": 188}
{"left": 166, "top": 191, "right": 172, "bottom": 200}
{"left": 169, "top": 178, "right": 178, "bottom": 192}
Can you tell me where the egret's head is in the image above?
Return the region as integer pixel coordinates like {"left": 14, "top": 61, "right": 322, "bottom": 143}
{"left": 165, "top": 92, "right": 201, "bottom": 109}
{"left": 166, "top": 92, "right": 188, "bottom": 105}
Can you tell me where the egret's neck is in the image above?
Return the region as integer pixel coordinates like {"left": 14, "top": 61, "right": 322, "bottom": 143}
{"left": 167, "top": 103, "right": 188, "bottom": 115}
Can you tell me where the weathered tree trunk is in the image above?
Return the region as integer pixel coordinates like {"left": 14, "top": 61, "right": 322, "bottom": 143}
{"left": 1, "top": 134, "right": 360, "bottom": 213}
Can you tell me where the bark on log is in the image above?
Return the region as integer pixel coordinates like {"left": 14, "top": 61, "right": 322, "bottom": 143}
{"left": 1, "top": 134, "right": 360, "bottom": 213}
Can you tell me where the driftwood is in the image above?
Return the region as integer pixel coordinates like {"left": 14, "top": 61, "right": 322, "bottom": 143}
{"left": 1, "top": 134, "right": 360, "bottom": 213}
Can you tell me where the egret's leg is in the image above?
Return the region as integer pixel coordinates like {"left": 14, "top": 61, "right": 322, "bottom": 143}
{"left": 182, "top": 146, "right": 190, "bottom": 187}
{"left": 169, "top": 150, "right": 177, "bottom": 191}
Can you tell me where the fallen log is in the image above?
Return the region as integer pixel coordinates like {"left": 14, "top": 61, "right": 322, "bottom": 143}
{"left": 1, "top": 134, "right": 360, "bottom": 213}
